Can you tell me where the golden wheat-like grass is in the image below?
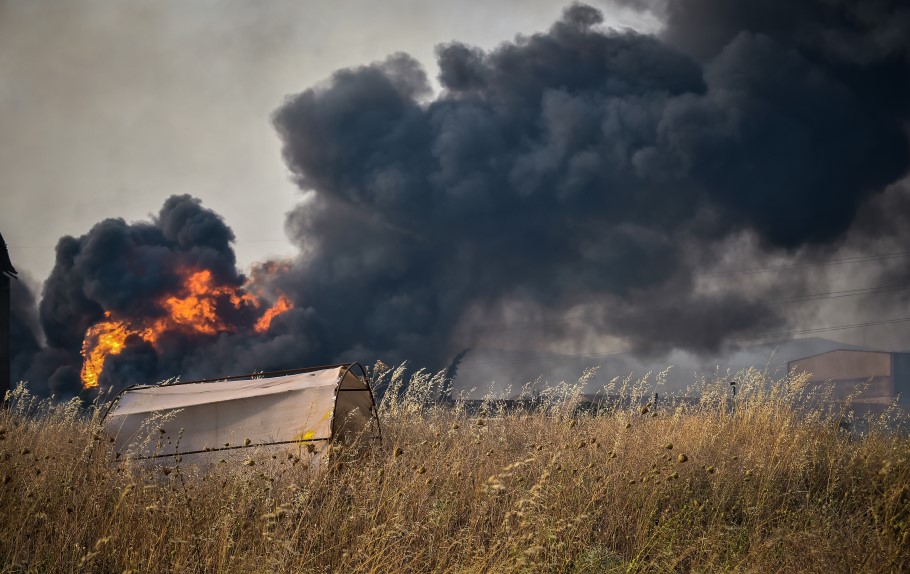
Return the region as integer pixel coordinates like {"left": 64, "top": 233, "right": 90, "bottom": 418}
{"left": 0, "top": 368, "right": 908, "bottom": 573}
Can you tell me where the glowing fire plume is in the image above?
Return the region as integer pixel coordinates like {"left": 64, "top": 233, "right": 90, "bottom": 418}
{"left": 79, "top": 267, "right": 293, "bottom": 389}
{"left": 255, "top": 294, "right": 292, "bottom": 333}
{"left": 80, "top": 313, "right": 149, "bottom": 389}
{"left": 161, "top": 269, "right": 258, "bottom": 336}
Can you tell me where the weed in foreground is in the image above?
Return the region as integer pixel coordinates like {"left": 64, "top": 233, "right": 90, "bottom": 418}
{"left": 0, "top": 369, "right": 908, "bottom": 573}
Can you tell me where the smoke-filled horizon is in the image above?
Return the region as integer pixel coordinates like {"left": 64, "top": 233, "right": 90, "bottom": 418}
{"left": 9, "top": 1, "right": 910, "bottom": 398}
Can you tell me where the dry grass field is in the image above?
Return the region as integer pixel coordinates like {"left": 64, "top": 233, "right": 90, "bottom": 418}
{"left": 1, "top": 367, "right": 908, "bottom": 573}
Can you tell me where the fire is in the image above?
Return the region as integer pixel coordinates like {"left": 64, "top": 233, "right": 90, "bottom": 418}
{"left": 79, "top": 267, "right": 293, "bottom": 389}
{"left": 255, "top": 294, "right": 292, "bottom": 333}
{"left": 80, "top": 314, "right": 133, "bottom": 389}
{"left": 161, "top": 269, "right": 258, "bottom": 336}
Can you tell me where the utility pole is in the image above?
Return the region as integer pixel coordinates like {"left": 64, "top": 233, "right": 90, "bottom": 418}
{"left": 0, "top": 231, "right": 17, "bottom": 401}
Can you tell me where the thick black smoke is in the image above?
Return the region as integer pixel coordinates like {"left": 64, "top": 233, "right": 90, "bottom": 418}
{"left": 40, "top": 194, "right": 241, "bottom": 352}
{"left": 14, "top": 195, "right": 321, "bottom": 397}
{"left": 9, "top": 278, "right": 42, "bottom": 391}
{"left": 272, "top": 2, "right": 909, "bottom": 365}
{"left": 12, "top": 2, "right": 910, "bottom": 396}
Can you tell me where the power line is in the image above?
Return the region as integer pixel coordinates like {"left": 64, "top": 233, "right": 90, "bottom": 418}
{"left": 457, "top": 316, "right": 910, "bottom": 372}
{"left": 698, "top": 251, "right": 910, "bottom": 277}
{"left": 779, "top": 284, "right": 910, "bottom": 303}
{"left": 733, "top": 317, "right": 910, "bottom": 341}
{"left": 8, "top": 245, "right": 910, "bottom": 273}
{"left": 458, "top": 286, "right": 910, "bottom": 369}
{"left": 462, "top": 283, "right": 910, "bottom": 334}
{"left": 7, "top": 239, "right": 291, "bottom": 249}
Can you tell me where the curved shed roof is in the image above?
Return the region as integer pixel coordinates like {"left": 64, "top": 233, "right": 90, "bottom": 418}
{"left": 103, "top": 363, "right": 380, "bottom": 462}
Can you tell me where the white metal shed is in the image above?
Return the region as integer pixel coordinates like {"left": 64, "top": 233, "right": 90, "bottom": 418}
{"left": 103, "top": 363, "right": 380, "bottom": 462}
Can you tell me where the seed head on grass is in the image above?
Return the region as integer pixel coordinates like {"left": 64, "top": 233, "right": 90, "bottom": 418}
{"left": 1, "top": 371, "right": 907, "bottom": 572}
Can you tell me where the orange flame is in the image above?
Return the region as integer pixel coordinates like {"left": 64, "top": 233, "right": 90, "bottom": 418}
{"left": 160, "top": 269, "right": 258, "bottom": 336}
{"left": 80, "top": 313, "right": 131, "bottom": 389}
{"left": 254, "top": 294, "right": 292, "bottom": 333}
{"left": 79, "top": 266, "right": 293, "bottom": 389}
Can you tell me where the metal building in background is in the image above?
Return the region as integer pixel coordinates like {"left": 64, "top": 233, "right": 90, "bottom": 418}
{"left": 0, "top": 231, "right": 17, "bottom": 400}
{"left": 788, "top": 349, "right": 910, "bottom": 407}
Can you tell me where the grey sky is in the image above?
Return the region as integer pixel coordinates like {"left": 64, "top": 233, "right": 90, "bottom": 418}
{"left": 1, "top": 0, "right": 658, "bottom": 282}
{"left": 5, "top": 0, "right": 909, "bottom": 371}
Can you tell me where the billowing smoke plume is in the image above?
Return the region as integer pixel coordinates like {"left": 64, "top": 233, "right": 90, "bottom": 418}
{"left": 10, "top": 278, "right": 43, "bottom": 390}
{"left": 271, "top": 2, "right": 909, "bottom": 360}
{"left": 14, "top": 196, "right": 313, "bottom": 398}
{"left": 11, "top": 2, "right": 910, "bottom": 396}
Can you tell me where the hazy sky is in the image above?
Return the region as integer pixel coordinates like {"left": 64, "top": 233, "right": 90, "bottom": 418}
{"left": 1, "top": 0, "right": 658, "bottom": 282}
{"left": 6, "top": 0, "right": 910, "bottom": 397}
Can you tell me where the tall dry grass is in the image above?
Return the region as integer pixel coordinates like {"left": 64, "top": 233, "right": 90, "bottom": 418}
{"left": 0, "top": 367, "right": 908, "bottom": 573}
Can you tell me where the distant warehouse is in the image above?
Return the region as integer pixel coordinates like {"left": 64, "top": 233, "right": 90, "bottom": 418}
{"left": 788, "top": 349, "right": 910, "bottom": 408}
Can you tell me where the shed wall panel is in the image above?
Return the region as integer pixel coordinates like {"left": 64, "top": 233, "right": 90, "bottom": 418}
{"left": 789, "top": 350, "right": 892, "bottom": 382}
{"left": 107, "top": 385, "right": 336, "bottom": 459}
